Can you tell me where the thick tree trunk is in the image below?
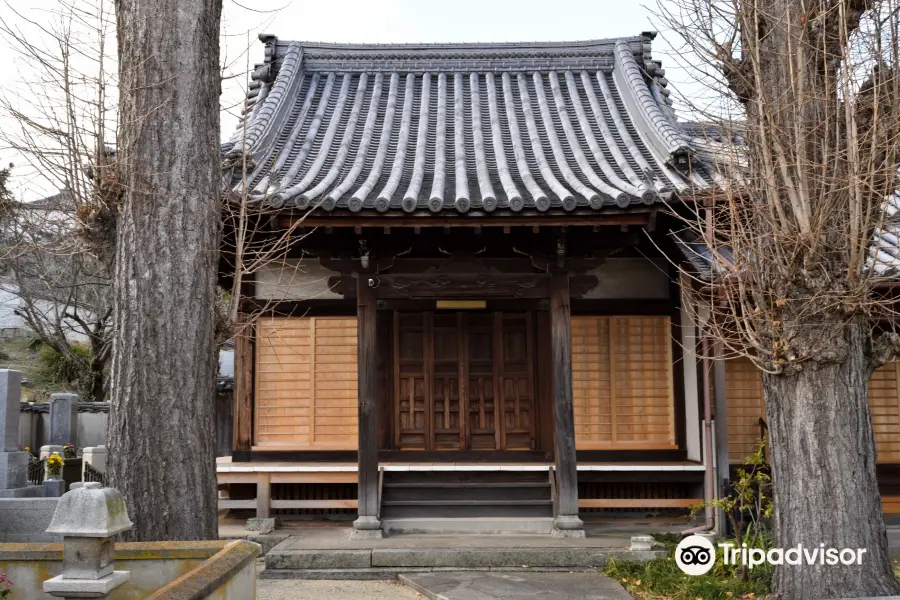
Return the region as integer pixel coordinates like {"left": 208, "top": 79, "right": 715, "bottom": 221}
{"left": 763, "top": 319, "right": 899, "bottom": 598}
{"left": 108, "top": 0, "right": 223, "bottom": 540}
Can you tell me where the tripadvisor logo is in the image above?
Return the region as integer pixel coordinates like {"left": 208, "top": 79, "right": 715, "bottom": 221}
{"left": 675, "top": 535, "right": 716, "bottom": 575}
{"left": 674, "top": 534, "right": 869, "bottom": 576}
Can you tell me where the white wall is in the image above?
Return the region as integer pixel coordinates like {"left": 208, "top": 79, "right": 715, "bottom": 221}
{"left": 583, "top": 258, "right": 671, "bottom": 299}
{"left": 254, "top": 259, "right": 342, "bottom": 300}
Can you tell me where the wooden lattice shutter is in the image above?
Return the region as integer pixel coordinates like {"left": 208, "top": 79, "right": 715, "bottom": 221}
{"left": 572, "top": 316, "right": 676, "bottom": 449}
{"left": 724, "top": 358, "right": 765, "bottom": 463}
{"left": 254, "top": 317, "right": 358, "bottom": 449}
{"left": 724, "top": 359, "right": 900, "bottom": 464}
{"left": 869, "top": 362, "right": 900, "bottom": 463}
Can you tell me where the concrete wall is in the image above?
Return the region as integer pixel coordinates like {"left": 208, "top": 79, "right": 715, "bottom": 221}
{"left": 0, "top": 499, "right": 58, "bottom": 543}
{"left": 18, "top": 407, "right": 108, "bottom": 452}
{"left": 19, "top": 400, "right": 233, "bottom": 458}
{"left": 192, "top": 555, "right": 256, "bottom": 600}
{"left": 0, "top": 540, "right": 259, "bottom": 600}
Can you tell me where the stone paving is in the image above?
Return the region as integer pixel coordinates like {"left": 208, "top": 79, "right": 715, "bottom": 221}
{"left": 258, "top": 579, "right": 420, "bottom": 600}
{"left": 400, "top": 572, "right": 633, "bottom": 600}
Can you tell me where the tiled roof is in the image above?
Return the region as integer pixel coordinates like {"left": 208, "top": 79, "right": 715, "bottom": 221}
{"left": 223, "top": 34, "right": 712, "bottom": 214}
{"left": 674, "top": 170, "right": 900, "bottom": 280}
{"left": 868, "top": 183, "right": 900, "bottom": 277}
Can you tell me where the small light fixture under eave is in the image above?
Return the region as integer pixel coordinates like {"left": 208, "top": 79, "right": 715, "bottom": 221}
{"left": 436, "top": 300, "right": 486, "bottom": 310}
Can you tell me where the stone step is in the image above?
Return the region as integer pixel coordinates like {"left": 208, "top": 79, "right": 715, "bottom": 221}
{"left": 382, "top": 517, "right": 554, "bottom": 535}
{"left": 264, "top": 545, "right": 664, "bottom": 571}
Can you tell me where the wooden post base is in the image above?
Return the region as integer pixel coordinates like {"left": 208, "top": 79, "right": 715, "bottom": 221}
{"left": 552, "top": 514, "right": 585, "bottom": 538}
{"left": 351, "top": 516, "right": 383, "bottom": 539}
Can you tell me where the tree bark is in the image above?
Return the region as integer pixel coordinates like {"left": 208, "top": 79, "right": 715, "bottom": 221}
{"left": 763, "top": 318, "right": 899, "bottom": 598}
{"left": 108, "top": 0, "right": 223, "bottom": 541}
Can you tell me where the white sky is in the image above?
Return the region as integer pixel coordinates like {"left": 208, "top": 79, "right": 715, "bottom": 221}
{"left": 219, "top": 0, "right": 686, "bottom": 134}
{"left": 0, "top": 0, "right": 700, "bottom": 200}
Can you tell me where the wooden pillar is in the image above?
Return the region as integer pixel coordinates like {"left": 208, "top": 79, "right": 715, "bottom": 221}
{"left": 232, "top": 315, "right": 253, "bottom": 455}
{"left": 352, "top": 274, "right": 383, "bottom": 538}
{"left": 549, "top": 274, "right": 585, "bottom": 537}
{"left": 256, "top": 473, "right": 271, "bottom": 519}
{"left": 712, "top": 338, "right": 730, "bottom": 536}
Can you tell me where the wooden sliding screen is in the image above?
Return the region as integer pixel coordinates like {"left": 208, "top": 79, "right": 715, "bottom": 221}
{"left": 723, "top": 358, "right": 766, "bottom": 463}
{"left": 724, "top": 358, "right": 900, "bottom": 463}
{"left": 572, "top": 315, "right": 676, "bottom": 449}
{"left": 254, "top": 317, "right": 358, "bottom": 449}
{"left": 869, "top": 362, "right": 900, "bottom": 462}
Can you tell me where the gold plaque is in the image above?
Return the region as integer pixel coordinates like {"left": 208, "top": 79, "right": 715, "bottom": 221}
{"left": 435, "top": 300, "right": 487, "bottom": 310}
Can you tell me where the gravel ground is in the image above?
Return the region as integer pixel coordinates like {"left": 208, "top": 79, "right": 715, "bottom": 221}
{"left": 257, "top": 579, "right": 421, "bottom": 600}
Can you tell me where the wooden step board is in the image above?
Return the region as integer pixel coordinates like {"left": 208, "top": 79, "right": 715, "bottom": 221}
{"left": 578, "top": 498, "right": 701, "bottom": 509}
{"left": 380, "top": 470, "right": 553, "bottom": 520}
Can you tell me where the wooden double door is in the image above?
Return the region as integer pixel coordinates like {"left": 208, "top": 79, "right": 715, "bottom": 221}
{"left": 393, "top": 311, "right": 538, "bottom": 451}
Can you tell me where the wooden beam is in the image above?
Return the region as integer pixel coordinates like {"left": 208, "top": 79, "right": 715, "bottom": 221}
{"left": 216, "top": 472, "right": 258, "bottom": 484}
{"left": 218, "top": 499, "right": 256, "bottom": 510}
{"left": 549, "top": 274, "right": 583, "bottom": 534}
{"left": 276, "top": 210, "right": 652, "bottom": 229}
{"left": 578, "top": 498, "right": 702, "bottom": 509}
{"left": 269, "top": 472, "right": 357, "bottom": 484}
{"left": 271, "top": 499, "right": 358, "bottom": 509}
{"left": 355, "top": 275, "right": 382, "bottom": 535}
{"left": 233, "top": 316, "right": 253, "bottom": 453}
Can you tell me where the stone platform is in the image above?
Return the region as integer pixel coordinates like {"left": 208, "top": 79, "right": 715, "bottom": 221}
{"left": 261, "top": 522, "right": 672, "bottom": 580}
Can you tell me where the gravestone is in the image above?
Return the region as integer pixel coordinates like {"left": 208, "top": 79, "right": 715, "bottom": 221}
{"left": 49, "top": 393, "right": 79, "bottom": 447}
{"left": 0, "top": 370, "right": 42, "bottom": 498}
{"left": 0, "top": 370, "right": 20, "bottom": 452}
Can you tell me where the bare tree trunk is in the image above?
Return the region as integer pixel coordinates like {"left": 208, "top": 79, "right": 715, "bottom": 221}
{"left": 108, "top": 0, "right": 222, "bottom": 541}
{"left": 763, "top": 318, "right": 899, "bottom": 598}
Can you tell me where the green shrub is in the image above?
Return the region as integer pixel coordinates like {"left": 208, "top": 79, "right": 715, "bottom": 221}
{"left": 604, "top": 539, "right": 772, "bottom": 600}
{"left": 38, "top": 345, "right": 92, "bottom": 393}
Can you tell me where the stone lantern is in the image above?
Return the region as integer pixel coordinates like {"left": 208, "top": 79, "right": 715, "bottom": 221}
{"left": 42, "top": 482, "right": 133, "bottom": 599}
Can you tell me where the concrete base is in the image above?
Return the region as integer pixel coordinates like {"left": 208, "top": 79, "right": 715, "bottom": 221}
{"left": 630, "top": 535, "right": 654, "bottom": 551}
{"left": 43, "top": 479, "right": 65, "bottom": 497}
{"left": 350, "top": 529, "right": 384, "bottom": 540}
{"left": 383, "top": 518, "right": 553, "bottom": 536}
{"left": 551, "top": 514, "right": 584, "bottom": 538}
{"left": 351, "top": 516, "right": 383, "bottom": 540}
{"left": 43, "top": 570, "right": 129, "bottom": 597}
{"left": 551, "top": 527, "right": 586, "bottom": 538}
{"left": 0, "top": 497, "right": 61, "bottom": 542}
{"left": 247, "top": 517, "right": 278, "bottom": 534}
{"left": 0, "top": 485, "right": 44, "bottom": 498}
